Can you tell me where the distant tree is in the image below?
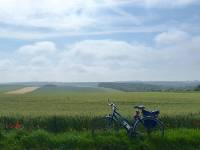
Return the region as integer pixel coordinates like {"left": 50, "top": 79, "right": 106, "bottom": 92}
{"left": 194, "top": 85, "right": 200, "bottom": 91}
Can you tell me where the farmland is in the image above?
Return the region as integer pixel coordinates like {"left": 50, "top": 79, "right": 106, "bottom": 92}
{"left": 0, "top": 83, "right": 200, "bottom": 149}
{"left": 0, "top": 84, "right": 200, "bottom": 116}
{"left": 5, "top": 87, "right": 40, "bottom": 95}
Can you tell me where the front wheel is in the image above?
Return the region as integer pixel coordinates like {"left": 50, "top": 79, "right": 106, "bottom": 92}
{"left": 91, "top": 116, "right": 119, "bottom": 135}
{"left": 133, "top": 116, "right": 164, "bottom": 138}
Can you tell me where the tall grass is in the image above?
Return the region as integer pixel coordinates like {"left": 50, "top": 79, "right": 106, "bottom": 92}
{"left": 1, "top": 114, "right": 200, "bottom": 133}
{"left": 0, "top": 129, "right": 200, "bottom": 150}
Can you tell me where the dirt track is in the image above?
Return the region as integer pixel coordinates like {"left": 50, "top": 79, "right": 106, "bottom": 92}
{"left": 5, "top": 87, "right": 40, "bottom": 94}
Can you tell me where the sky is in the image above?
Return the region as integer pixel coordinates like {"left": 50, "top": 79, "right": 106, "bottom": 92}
{"left": 0, "top": 0, "right": 200, "bottom": 82}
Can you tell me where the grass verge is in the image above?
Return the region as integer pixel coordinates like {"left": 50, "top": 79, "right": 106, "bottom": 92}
{"left": 0, "top": 128, "right": 200, "bottom": 150}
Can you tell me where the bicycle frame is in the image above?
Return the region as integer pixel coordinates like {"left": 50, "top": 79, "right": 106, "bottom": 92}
{"left": 106, "top": 103, "right": 132, "bottom": 132}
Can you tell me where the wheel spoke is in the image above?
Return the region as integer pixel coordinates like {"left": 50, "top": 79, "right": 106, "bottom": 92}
{"left": 91, "top": 117, "right": 119, "bottom": 135}
{"left": 133, "top": 117, "right": 164, "bottom": 138}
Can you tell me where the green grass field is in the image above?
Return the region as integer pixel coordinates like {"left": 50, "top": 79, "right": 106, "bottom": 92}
{"left": 0, "top": 85, "right": 200, "bottom": 149}
{"left": 0, "top": 85, "right": 200, "bottom": 116}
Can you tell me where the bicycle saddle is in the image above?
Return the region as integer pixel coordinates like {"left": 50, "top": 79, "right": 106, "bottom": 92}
{"left": 134, "top": 105, "right": 145, "bottom": 110}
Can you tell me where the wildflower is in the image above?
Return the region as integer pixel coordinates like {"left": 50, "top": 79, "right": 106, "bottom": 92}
{"left": 14, "top": 121, "right": 22, "bottom": 129}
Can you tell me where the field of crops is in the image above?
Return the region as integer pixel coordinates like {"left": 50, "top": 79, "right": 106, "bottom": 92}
{"left": 0, "top": 84, "right": 200, "bottom": 149}
{"left": 0, "top": 85, "right": 200, "bottom": 116}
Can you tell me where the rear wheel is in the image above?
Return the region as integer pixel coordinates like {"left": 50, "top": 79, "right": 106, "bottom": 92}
{"left": 133, "top": 117, "right": 164, "bottom": 138}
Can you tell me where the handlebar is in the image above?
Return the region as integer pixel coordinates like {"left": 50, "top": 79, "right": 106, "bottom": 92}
{"left": 107, "top": 99, "right": 118, "bottom": 110}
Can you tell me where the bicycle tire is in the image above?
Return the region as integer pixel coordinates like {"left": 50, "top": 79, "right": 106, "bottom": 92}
{"left": 91, "top": 117, "right": 113, "bottom": 134}
{"left": 133, "top": 116, "right": 164, "bottom": 138}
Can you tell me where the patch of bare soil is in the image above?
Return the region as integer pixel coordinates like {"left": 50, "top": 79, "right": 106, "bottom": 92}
{"left": 5, "top": 87, "right": 40, "bottom": 94}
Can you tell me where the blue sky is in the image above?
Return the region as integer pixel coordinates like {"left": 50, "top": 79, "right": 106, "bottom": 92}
{"left": 0, "top": 0, "right": 200, "bottom": 82}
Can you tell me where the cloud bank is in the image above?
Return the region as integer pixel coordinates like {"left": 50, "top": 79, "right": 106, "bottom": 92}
{"left": 1, "top": 30, "right": 200, "bottom": 82}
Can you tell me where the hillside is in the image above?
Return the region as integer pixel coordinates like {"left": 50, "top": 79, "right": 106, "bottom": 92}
{"left": 98, "top": 81, "right": 200, "bottom": 92}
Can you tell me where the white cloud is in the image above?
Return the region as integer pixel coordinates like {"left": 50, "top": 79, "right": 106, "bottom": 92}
{"left": 0, "top": 27, "right": 59, "bottom": 40}
{"left": 29, "top": 56, "right": 52, "bottom": 66}
{"left": 126, "top": 0, "right": 199, "bottom": 7}
{"left": 69, "top": 40, "right": 133, "bottom": 59}
{"left": 17, "top": 41, "right": 57, "bottom": 57}
{"left": 0, "top": 59, "right": 12, "bottom": 70}
{"left": 14, "top": 41, "right": 59, "bottom": 71}
{"left": 0, "top": 0, "right": 198, "bottom": 40}
{"left": 151, "top": 0, "right": 197, "bottom": 6}
{"left": 1, "top": 30, "right": 200, "bottom": 82}
{"left": 155, "top": 30, "right": 190, "bottom": 45}
{"left": 0, "top": 0, "right": 101, "bottom": 31}
{"left": 0, "top": 25, "right": 167, "bottom": 40}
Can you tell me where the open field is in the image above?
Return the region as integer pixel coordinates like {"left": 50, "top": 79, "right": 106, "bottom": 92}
{"left": 0, "top": 84, "right": 199, "bottom": 116}
{"left": 0, "top": 84, "right": 200, "bottom": 149}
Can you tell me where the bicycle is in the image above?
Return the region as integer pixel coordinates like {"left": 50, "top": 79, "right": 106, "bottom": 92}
{"left": 91, "top": 100, "right": 164, "bottom": 137}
